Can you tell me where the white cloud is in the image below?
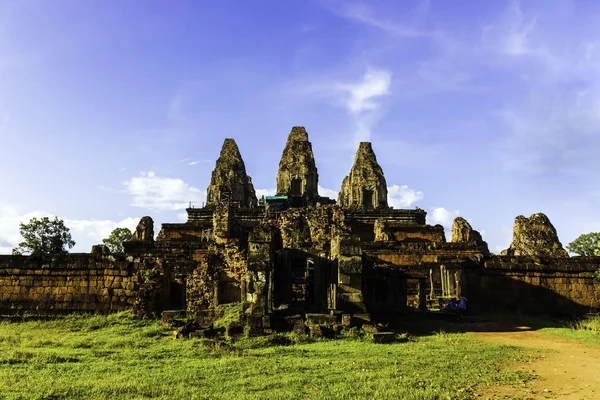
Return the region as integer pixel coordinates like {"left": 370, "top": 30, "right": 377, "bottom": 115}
{"left": 65, "top": 217, "right": 139, "bottom": 250}
{"left": 255, "top": 188, "right": 276, "bottom": 199}
{"left": 338, "top": 68, "right": 392, "bottom": 114}
{"left": 0, "top": 203, "right": 139, "bottom": 254}
{"left": 387, "top": 184, "right": 424, "bottom": 208}
{"left": 123, "top": 171, "right": 205, "bottom": 211}
{"left": 318, "top": 185, "right": 338, "bottom": 199}
{"left": 176, "top": 212, "right": 188, "bottom": 222}
{"left": 187, "top": 160, "right": 199, "bottom": 166}
{"left": 427, "top": 207, "right": 460, "bottom": 236}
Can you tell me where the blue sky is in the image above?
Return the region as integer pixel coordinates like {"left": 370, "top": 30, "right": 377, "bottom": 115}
{"left": 1, "top": 0, "right": 600, "bottom": 254}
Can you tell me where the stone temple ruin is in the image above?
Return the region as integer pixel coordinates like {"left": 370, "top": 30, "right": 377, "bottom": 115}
{"left": 1, "top": 127, "right": 599, "bottom": 331}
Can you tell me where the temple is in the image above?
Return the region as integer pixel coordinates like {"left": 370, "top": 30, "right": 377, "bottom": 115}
{"left": 1, "top": 126, "right": 599, "bottom": 330}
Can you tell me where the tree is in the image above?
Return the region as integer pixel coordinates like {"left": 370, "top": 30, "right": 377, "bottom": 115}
{"left": 102, "top": 227, "right": 132, "bottom": 253}
{"left": 566, "top": 232, "right": 600, "bottom": 256}
{"left": 12, "top": 216, "right": 76, "bottom": 256}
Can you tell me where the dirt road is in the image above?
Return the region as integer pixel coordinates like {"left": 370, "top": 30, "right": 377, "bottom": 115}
{"left": 472, "top": 328, "right": 600, "bottom": 399}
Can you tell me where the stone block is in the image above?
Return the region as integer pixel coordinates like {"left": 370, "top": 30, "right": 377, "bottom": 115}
{"left": 338, "top": 256, "right": 362, "bottom": 274}
{"left": 371, "top": 332, "right": 396, "bottom": 344}
{"left": 341, "top": 314, "right": 352, "bottom": 327}
{"left": 309, "top": 324, "right": 323, "bottom": 338}
{"left": 292, "top": 322, "right": 308, "bottom": 335}
{"left": 226, "top": 323, "right": 243, "bottom": 337}
{"left": 305, "top": 313, "right": 338, "bottom": 326}
{"left": 341, "top": 293, "right": 363, "bottom": 304}
{"left": 338, "top": 273, "right": 351, "bottom": 285}
{"left": 284, "top": 314, "right": 303, "bottom": 326}
{"left": 262, "top": 315, "right": 271, "bottom": 329}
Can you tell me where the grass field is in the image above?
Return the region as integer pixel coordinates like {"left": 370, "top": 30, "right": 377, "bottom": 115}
{"left": 541, "top": 314, "right": 600, "bottom": 345}
{"left": 0, "top": 312, "right": 537, "bottom": 400}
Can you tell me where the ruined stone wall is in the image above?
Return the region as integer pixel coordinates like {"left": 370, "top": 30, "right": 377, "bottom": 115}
{"left": 374, "top": 220, "right": 446, "bottom": 243}
{"left": 465, "top": 256, "right": 600, "bottom": 314}
{"left": 0, "top": 254, "right": 145, "bottom": 314}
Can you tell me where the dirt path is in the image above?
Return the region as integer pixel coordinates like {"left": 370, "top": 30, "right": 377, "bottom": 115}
{"left": 471, "top": 327, "right": 600, "bottom": 399}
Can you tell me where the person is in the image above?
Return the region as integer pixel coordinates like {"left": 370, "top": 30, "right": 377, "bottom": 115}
{"left": 445, "top": 298, "right": 458, "bottom": 314}
{"left": 458, "top": 296, "right": 468, "bottom": 316}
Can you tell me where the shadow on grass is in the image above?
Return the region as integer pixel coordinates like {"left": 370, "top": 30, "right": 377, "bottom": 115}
{"left": 380, "top": 309, "right": 581, "bottom": 337}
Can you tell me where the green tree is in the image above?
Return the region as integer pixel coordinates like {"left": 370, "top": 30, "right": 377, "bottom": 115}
{"left": 566, "top": 232, "right": 600, "bottom": 256}
{"left": 101, "top": 227, "right": 132, "bottom": 253}
{"left": 12, "top": 216, "right": 76, "bottom": 256}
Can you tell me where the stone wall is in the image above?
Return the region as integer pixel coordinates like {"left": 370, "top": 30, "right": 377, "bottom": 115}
{"left": 465, "top": 256, "right": 600, "bottom": 314}
{"left": 0, "top": 254, "right": 146, "bottom": 315}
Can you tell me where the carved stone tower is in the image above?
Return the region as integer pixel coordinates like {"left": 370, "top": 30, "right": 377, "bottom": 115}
{"left": 276, "top": 126, "right": 319, "bottom": 206}
{"left": 206, "top": 138, "right": 258, "bottom": 208}
{"left": 338, "top": 142, "right": 388, "bottom": 211}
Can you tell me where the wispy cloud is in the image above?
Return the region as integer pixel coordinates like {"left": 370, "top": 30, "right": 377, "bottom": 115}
{"left": 325, "top": 1, "right": 435, "bottom": 39}
{"left": 483, "top": 2, "right": 600, "bottom": 176}
{"left": 338, "top": 68, "right": 391, "bottom": 114}
{"left": 294, "top": 67, "right": 392, "bottom": 144}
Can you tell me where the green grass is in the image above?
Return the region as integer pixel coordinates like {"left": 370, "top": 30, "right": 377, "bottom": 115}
{"left": 541, "top": 314, "right": 600, "bottom": 345}
{"left": 212, "top": 302, "right": 243, "bottom": 328}
{"left": 0, "top": 312, "right": 536, "bottom": 400}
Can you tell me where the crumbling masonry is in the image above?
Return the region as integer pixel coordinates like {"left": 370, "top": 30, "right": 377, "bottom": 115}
{"left": 1, "top": 127, "right": 599, "bottom": 325}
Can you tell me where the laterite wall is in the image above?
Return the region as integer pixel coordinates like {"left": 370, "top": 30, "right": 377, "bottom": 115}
{"left": 0, "top": 254, "right": 143, "bottom": 314}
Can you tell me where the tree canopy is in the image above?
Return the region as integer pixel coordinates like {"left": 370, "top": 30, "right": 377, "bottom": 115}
{"left": 12, "top": 216, "right": 76, "bottom": 256}
{"left": 566, "top": 232, "right": 600, "bottom": 256}
{"left": 102, "top": 227, "right": 133, "bottom": 253}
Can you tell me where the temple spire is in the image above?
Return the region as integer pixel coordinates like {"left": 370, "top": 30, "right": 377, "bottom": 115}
{"left": 206, "top": 138, "right": 257, "bottom": 208}
{"left": 338, "top": 142, "right": 388, "bottom": 211}
{"left": 276, "top": 127, "right": 319, "bottom": 206}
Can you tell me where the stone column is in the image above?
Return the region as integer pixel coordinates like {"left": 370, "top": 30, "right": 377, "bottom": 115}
{"left": 333, "top": 234, "right": 365, "bottom": 313}
{"left": 448, "top": 269, "right": 456, "bottom": 298}
{"left": 246, "top": 226, "right": 274, "bottom": 316}
{"left": 418, "top": 278, "right": 427, "bottom": 311}
{"left": 440, "top": 265, "right": 447, "bottom": 297}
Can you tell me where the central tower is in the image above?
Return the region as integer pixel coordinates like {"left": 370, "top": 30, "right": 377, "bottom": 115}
{"left": 276, "top": 126, "right": 319, "bottom": 206}
{"left": 338, "top": 142, "right": 388, "bottom": 211}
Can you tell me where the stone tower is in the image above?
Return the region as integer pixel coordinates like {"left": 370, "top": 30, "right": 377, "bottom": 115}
{"left": 276, "top": 126, "right": 319, "bottom": 205}
{"left": 338, "top": 142, "right": 388, "bottom": 211}
{"left": 206, "top": 138, "right": 258, "bottom": 208}
{"left": 501, "top": 213, "right": 569, "bottom": 257}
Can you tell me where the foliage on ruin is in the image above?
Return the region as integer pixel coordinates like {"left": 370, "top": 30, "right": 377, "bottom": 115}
{"left": 213, "top": 302, "right": 243, "bottom": 328}
{"left": 12, "top": 216, "right": 75, "bottom": 256}
{"left": 566, "top": 232, "right": 600, "bottom": 257}
{"left": 101, "top": 227, "right": 133, "bottom": 253}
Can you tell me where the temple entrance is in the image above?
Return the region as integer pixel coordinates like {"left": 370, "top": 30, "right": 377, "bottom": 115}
{"left": 291, "top": 257, "right": 314, "bottom": 305}
{"left": 362, "top": 188, "right": 374, "bottom": 210}
{"left": 290, "top": 177, "right": 302, "bottom": 197}
{"left": 166, "top": 275, "right": 186, "bottom": 310}
{"left": 274, "top": 250, "right": 324, "bottom": 312}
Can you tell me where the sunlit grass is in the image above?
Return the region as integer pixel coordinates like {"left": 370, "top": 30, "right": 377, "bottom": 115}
{"left": 0, "top": 312, "right": 536, "bottom": 400}
{"left": 542, "top": 314, "right": 600, "bottom": 345}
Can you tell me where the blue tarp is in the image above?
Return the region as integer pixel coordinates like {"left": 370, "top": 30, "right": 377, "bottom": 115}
{"left": 265, "top": 196, "right": 288, "bottom": 201}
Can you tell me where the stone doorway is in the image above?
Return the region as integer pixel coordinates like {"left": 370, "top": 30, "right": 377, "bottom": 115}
{"left": 362, "top": 188, "right": 374, "bottom": 210}
{"left": 274, "top": 250, "right": 322, "bottom": 311}
{"left": 290, "top": 177, "right": 302, "bottom": 197}
{"left": 166, "top": 275, "right": 186, "bottom": 310}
